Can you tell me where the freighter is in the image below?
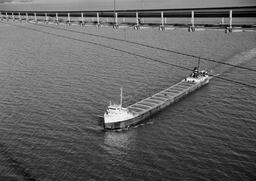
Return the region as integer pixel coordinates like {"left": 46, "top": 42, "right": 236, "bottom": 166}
{"left": 104, "top": 68, "right": 210, "bottom": 130}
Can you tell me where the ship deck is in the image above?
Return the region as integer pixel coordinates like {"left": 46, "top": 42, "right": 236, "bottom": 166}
{"left": 127, "top": 80, "right": 196, "bottom": 115}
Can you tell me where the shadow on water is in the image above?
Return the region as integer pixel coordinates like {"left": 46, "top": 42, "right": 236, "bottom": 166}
{"left": 0, "top": 143, "right": 36, "bottom": 181}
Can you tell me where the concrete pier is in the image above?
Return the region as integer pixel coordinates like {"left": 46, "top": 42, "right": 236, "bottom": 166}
{"left": 12, "top": 12, "right": 14, "bottom": 21}
{"left": 26, "top": 12, "right": 28, "bottom": 22}
{"left": 18, "top": 12, "right": 21, "bottom": 22}
{"left": 113, "top": 12, "right": 118, "bottom": 29}
{"left": 96, "top": 12, "right": 101, "bottom": 27}
{"left": 188, "top": 10, "right": 195, "bottom": 32}
{"left": 221, "top": 17, "right": 225, "bottom": 25}
{"left": 159, "top": 11, "right": 165, "bottom": 31}
{"left": 55, "top": 12, "right": 59, "bottom": 24}
{"left": 67, "top": 12, "right": 71, "bottom": 25}
{"left": 45, "top": 13, "right": 48, "bottom": 23}
{"left": 81, "top": 12, "right": 84, "bottom": 26}
{"left": 6, "top": 12, "right": 8, "bottom": 21}
{"left": 229, "top": 10, "right": 232, "bottom": 29}
{"left": 134, "top": 11, "right": 140, "bottom": 30}
{"left": 225, "top": 10, "right": 233, "bottom": 33}
{"left": 34, "top": 12, "right": 37, "bottom": 23}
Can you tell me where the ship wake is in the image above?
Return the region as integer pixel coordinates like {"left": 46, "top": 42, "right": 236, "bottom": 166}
{"left": 213, "top": 47, "right": 256, "bottom": 75}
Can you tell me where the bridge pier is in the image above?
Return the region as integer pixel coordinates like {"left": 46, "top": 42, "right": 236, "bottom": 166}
{"left": 225, "top": 10, "right": 232, "bottom": 33}
{"left": 113, "top": 12, "right": 118, "bottom": 29}
{"left": 18, "top": 12, "right": 22, "bottom": 22}
{"left": 26, "top": 12, "right": 29, "bottom": 22}
{"left": 1, "top": 12, "right": 3, "bottom": 21}
{"left": 0, "top": 12, "right": 2, "bottom": 21}
{"left": 96, "top": 12, "right": 101, "bottom": 27}
{"left": 188, "top": 10, "right": 195, "bottom": 32}
{"left": 45, "top": 13, "right": 48, "bottom": 24}
{"left": 221, "top": 17, "right": 225, "bottom": 25}
{"left": 12, "top": 12, "right": 15, "bottom": 21}
{"left": 134, "top": 11, "right": 140, "bottom": 30}
{"left": 229, "top": 10, "right": 232, "bottom": 30}
{"left": 34, "top": 12, "right": 37, "bottom": 23}
{"left": 81, "top": 12, "right": 84, "bottom": 26}
{"left": 67, "top": 12, "right": 71, "bottom": 26}
{"left": 159, "top": 11, "right": 165, "bottom": 31}
{"left": 6, "top": 12, "right": 9, "bottom": 21}
{"left": 55, "top": 12, "right": 59, "bottom": 25}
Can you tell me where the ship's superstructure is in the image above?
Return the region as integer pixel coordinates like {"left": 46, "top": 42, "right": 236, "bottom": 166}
{"left": 104, "top": 88, "right": 135, "bottom": 126}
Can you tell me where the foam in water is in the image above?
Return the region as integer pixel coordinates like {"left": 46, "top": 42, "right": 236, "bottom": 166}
{"left": 214, "top": 48, "right": 256, "bottom": 74}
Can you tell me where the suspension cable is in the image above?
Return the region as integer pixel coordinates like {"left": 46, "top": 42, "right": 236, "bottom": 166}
{"left": 32, "top": 22, "right": 256, "bottom": 72}
{"left": 1, "top": 21, "right": 256, "bottom": 89}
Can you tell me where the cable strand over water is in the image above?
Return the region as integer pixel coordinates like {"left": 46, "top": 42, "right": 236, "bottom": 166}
{"left": 209, "top": 75, "right": 256, "bottom": 89}
{"left": 31, "top": 22, "right": 256, "bottom": 73}
{"left": 1, "top": 21, "right": 256, "bottom": 89}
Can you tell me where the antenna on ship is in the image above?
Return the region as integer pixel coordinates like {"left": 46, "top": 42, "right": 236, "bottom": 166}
{"left": 197, "top": 57, "right": 201, "bottom": 70}
{"left": 120, "top": 87, "right": 123, "bottom": 109}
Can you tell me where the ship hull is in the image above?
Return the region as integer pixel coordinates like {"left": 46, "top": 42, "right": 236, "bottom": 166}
{"left": 104, "top": 78, "right": 209, "bottom": 130}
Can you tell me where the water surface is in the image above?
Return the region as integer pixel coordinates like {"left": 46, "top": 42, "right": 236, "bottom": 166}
{"left": 0, "top": 22, "right": 256, "bottom": 180}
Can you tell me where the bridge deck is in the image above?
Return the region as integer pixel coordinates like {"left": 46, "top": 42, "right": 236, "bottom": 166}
{"left": 1, "top": 6, "right": 256, "bottom": 18}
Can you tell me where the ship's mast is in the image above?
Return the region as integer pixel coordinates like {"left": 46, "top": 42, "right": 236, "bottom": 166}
{"left": 120, "top": 87, "right": 123, "bottom": 109}
{"left": 197, "top": 57, "right": 201, "bottom": 70}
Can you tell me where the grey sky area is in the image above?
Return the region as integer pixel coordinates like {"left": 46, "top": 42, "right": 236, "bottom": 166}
{"left": 0, "top": 0, "right": 256, "bottom": 11}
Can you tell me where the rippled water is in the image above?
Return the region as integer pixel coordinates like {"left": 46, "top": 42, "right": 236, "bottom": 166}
{"left": 0, "top": 22, "right": 256, "bottom": 181}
